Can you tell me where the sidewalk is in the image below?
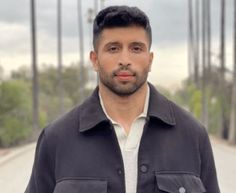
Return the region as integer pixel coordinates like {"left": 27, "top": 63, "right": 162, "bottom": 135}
{"left": 210, "top": 136, "right": 236, "bottom": 193}
{"left": 212, "top": 137, "right": 236, "bottom": 151}
{"left": 0, "top": 148, "right": 10, "bottom": 157}
{"left": 0, "top": 143, "right": 36, "bottom": 166}
{"left": 0, "top": 143, "right": 36, "bottom": 193}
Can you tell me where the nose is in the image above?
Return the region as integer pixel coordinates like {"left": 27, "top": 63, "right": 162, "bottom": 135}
{"left": 118, "top": 49, "right": 132, "bottom": 67}
{"left": 118, "top": 62, "right": 130, "bottom": 70}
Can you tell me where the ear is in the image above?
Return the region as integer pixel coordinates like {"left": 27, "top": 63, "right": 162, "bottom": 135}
{"left": 148, "top": 52, "right": 154, "bottom": 72}
{"left": 90, "top": 51, "right": 99, "bottom": 72}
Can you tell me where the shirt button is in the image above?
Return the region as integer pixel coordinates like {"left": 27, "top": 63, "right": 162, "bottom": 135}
{"left": 179, "top": 187, "right": 186, "bottom": 193}
{"left": 140, "top": 164, "right": 148, "bottom": 173}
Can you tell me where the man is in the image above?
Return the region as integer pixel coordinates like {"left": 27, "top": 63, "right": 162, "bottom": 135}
{"left": 25, "top": 5, "right": 220, "bottom": 193}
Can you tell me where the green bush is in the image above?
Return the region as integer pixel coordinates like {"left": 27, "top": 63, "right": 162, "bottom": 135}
{"left": 0, "top": 80, "right": 32, "bottom": 147}
{"left": 0, "top": 115, "right": 31, "bottom": 147}
{"left": 173, "top": 80, "right": 230, "bottom": 135}
{"left": 173, "top": 83, "right": 202, "bottom": 119}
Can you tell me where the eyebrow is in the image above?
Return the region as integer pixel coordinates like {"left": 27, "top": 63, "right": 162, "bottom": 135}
{"left": 104, "top": 41, "right": 147, "bottom": 48}
{"left": 130, "top": 42, "right": 147, "bottom": 47}
{"left": 104, "top": 42, "right": 121, "bottom": 48}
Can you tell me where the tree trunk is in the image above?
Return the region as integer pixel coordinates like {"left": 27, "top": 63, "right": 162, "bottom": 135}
{"left": 201, "top": 0, "right": 209, "bottom": 128}
{"left": 78, "top": 0, "right": 85, "bottom": 101}
{"left": 194, "top": 0, "right": 200, "bottom": 87}
{"left": 57, "top": 0, "right": 64, "bottom": 115}
{"left": 30, "top": 0, "right": 39, "bottom": 132}
{"left": 206, "top": 0, "right": 212, "bottom": 76}
{"left": 220, "top": 0, "right": 226, "bottom": 80}
{"left": 229, "top": 0, "right": 236, "bottom": 144}
{"left": 94, "top": 0, "right": 99, "bottom": 15}
{"left": 219, "top": 0, "right": 227, "bottom": 139}
{"left": 188, "top": 0, "right": 194, "bottom": 82}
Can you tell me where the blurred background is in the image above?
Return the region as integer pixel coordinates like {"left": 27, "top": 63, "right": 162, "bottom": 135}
{"left": 0, "top": 0, "right": 236, "bottom": 192}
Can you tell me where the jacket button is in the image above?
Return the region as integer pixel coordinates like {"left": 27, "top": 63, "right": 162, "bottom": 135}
{"left": 117, "top": 169, "right": 122, "bottom": 175}
{"left": 140, "top": 164, "right": 148, "bottom": 173}
{"left": 179, "top": 187, "right": 186, "bottom": 193}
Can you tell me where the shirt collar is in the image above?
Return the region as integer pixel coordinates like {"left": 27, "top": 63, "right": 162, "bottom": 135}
{"left": 98, "top": 85, "right": 150, "bottom": 125}
{"left": 78, "top": 83, "right": 176, "bottom": 132}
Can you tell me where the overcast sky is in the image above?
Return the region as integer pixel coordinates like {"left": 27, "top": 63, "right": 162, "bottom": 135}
{"left": 0, "top": 0, "right": 235, "bottom": 89}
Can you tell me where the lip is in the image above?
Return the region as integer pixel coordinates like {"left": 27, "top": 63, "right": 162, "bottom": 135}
{"left": 115, "top": 72, "right": 134, "bottom": 81}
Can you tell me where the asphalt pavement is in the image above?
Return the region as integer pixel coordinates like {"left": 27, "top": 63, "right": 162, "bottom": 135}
{"left": 211, "top": 137, "right": 236, "bottom": 193}
{"left": 0, "top": 143, "right": 35, "bottom": 193}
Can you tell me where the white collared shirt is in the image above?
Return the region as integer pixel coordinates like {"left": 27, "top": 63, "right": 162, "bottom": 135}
{"left": 99, "top": 85, "right": 150, "bottom": 193}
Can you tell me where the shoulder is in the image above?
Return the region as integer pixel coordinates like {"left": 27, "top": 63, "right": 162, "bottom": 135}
{"left": 168, "top": 99, "right": 209, "bottom": 140}
{"left": 148, "top": 83, "right": 207, "bottom": 138}
{"left": 42, "top": 104, "right": 81, "bottom": 144}
{"left": 39, "top": 87, "right": 104, "bottom": 145}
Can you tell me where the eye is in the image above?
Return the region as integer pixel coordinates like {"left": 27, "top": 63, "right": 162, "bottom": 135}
{"left": 131, "top": 45, "right": 143, "bottom": 53}
{"left": 107, "top": 45, "right": 120, "bottom": 53}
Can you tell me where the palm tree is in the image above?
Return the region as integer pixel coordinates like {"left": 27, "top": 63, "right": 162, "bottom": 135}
{"left": 220, "top": 0, "right": 226, "bottom": 80}
{"left": 77, "top": 0, "right": 85, "bottom": 101}
{"left": 206, "top": 0, "right": 212, "bottom": 75}
{"left": 57, "top": 0, "right": 64, "bottom": 114}
{"left": 194, "top": 0, "right": 200, "bottom": 87}
{"left": 30, "top": 0, "right": 39, "bottom": 131}
{"left": 201, "top": 0, "right": 209, "bottom": 128}
{"left": 229, "top": 0, "right": 236, "bottom": 144}
{"left": 94, "top": 0, "right": 98, "bottom": 15}
{"left": 219, "top": 0, "right": 227, "bottom": 138}
{"left": 188, "top": 0, "right": 194, "bottom": 81}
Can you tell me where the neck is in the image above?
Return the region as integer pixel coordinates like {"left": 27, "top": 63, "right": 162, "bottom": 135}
{"left": 99, "top": 83, "right": 148, "bottom": 133}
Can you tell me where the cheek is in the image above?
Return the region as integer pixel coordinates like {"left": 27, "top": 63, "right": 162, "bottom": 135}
{"left": 98, "top": 55, "right": 118, "bottom": 70}
{"left": 96, "top": 58, "right": 111, "bottom": 73}
{"left": 133, "top": 57, "right": 151, "bottom": 71}
{"left": 98, "top": 54, "right": 110, "bottom": 65}
{"left": 141, "top": 65, "right": 151, "bottom": 74}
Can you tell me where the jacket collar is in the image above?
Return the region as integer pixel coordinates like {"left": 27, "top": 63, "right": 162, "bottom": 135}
{"left": 78, "top": 87, "right": 109, "bottom": 132}
{"left": 78, "top": 83, "right": 176, "bottom": 132}
{"left": 147, "top": 83, "right": 176, "bottom": 125}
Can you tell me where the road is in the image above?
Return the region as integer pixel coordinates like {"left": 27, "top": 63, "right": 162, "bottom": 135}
{"left": 0, "top": 138, "right": 235, "bottom": 193}
{"left": 211, "top": 137, "right": 236, "bottom": 193}
{"left": 0, "top": 144, "right": 35, "bottom": 193}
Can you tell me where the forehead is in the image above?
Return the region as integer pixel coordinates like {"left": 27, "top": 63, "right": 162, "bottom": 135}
{"left": 97, "top": 26, "right": 150, "bottom": 47}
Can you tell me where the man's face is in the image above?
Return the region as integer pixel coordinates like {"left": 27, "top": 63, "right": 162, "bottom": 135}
{"left": 90, "top": 26, "right": 153, "bottom": 96}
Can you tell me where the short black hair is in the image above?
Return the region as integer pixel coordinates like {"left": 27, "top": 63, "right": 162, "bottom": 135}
{"left": 93, "top": 5, "right": 152, "bottom": 50}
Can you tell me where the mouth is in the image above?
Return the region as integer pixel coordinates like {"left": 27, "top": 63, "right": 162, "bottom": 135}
{"left": 114, "top": 71, "right": 135, "bottom": 81}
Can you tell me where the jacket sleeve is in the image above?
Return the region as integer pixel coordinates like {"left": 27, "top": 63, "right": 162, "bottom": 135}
{"left": 200, "top": 130, "right": 221, "bottom": 193}
{"left": 25, "top": 130, "right": 55, "bottom": 193}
